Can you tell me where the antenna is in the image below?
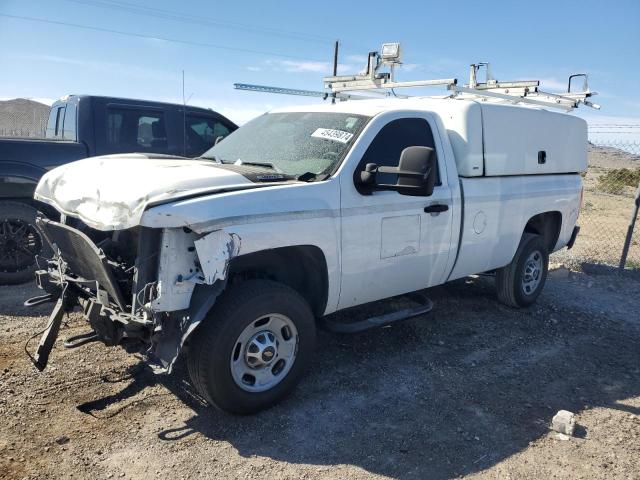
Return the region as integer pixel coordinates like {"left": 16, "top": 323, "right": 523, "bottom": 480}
{"left": 182, "top": 70, "right": 186, "bottom": 157}
{"left": 181, "top": 71, "right": 195, "bottom": 157}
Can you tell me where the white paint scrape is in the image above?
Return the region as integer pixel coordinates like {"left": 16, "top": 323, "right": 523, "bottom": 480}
{"left": 194, "top": 230, "right": 241, "bottom": 284}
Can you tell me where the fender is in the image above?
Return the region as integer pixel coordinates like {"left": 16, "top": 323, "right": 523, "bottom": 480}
{"left": 0, "top": 161, "right": 47, "bottom": 199}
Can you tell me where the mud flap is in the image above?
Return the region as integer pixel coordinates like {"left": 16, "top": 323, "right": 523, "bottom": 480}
{"left": 31, "top": 295, "right": 67, "bottom": 371}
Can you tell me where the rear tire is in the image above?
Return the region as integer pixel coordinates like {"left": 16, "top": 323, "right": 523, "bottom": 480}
{"left": 187, "top": 279, "right": 316, "bottom": 414}
{"left": 495, "top": 233, "right": 548, "bottom": 308}
{"left": 0, "top": 201, "right": 50, "bottom": 285}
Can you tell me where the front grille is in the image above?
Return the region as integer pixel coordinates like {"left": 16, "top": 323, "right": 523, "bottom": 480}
{"left": 38, "top": 218, "right": 127, "bottom": 309}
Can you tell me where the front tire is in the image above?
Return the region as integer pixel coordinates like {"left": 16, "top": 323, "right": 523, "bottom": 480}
{"left": 495, "top": 233, "right": 549, "bottom": 308}
{"left": 187, "top": 279, "right": 316, "bottom": 414}
{"left": 0, "top": 201, "right": 50, "bottom": 285}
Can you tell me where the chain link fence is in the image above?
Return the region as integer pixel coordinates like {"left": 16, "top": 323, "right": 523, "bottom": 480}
{"left": 0, "top": 99, "right": 49, "bottom": 138}
{"left": 553, "top": 126, "right": 640, "bottom": 270}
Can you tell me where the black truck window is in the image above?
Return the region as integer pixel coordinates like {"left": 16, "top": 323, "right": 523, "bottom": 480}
{"left": 45, "top": 106, "right": 65, "bottom": 139}
{"left": 357, "top": 117, "right": 440, "bottom": 188}
{"left": 184, "top": 115, "right": 231, "bottom": 157}
{"left": 106, "top": 107, "right": 167, "bottom": 153}
{"left": 62, "top": 104, "right": 77, "bottom": 141}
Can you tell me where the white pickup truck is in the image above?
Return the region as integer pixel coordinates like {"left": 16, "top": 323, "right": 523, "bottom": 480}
{"left": 28, "top": 94, "right": 586, "bottom": 413}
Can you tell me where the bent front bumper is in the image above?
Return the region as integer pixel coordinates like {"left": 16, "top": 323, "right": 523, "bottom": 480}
{"left": 28, "top": 218, "right": 231, "bottom": 373}
{"left": 37, "top": 218, "right": 128, "bottom": 308}
{"left": 28, "top": 218, "right": 155, "bottom": 371}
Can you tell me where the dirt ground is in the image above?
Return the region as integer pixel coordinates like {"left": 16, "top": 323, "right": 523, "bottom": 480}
{"left": 1, "top": 264, "right": 639, "bottom": 480}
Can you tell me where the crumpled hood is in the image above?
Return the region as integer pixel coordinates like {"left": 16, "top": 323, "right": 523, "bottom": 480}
{"left": 34, "top": 154, "right": 256, "bottom": 230}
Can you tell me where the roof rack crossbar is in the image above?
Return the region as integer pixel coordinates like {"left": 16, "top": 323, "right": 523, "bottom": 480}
{"left": 235, "top": 43, "right": 600, "bottom": 111}
{"left": 327, "top": 78, "right": 457, "bottom": 93}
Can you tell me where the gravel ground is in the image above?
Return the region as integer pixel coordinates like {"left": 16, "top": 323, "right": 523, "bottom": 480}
{"left": 1, "top": 265, "right": 639, "bottom": 480}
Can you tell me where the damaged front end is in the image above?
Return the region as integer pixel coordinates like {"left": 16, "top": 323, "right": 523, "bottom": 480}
{"left": 28, "top": 217, "right": 240, "bottom": 373}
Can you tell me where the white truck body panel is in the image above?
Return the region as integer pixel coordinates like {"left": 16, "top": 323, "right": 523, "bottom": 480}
{"left": 480, "top": 104, "right": 588, "bottom": 176}
{"left": 435, "top": 101, "right": 485, "bottom": 177}
{"left": 141, "top": 180, "right": 344, "bottom": 313}
{"left": 448, "top": 174, "right": 582, "bottom": 281}
{"left": 336, "top": 109, "right": 457, "bottom": 309}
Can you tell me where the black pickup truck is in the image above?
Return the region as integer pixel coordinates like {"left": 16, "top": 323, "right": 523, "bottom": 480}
{"left": 0, "top": 95, "right": 237, "bottom": 284}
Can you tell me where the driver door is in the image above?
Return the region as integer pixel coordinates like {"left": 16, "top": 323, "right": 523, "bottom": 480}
{"left": 338, "top": 114, "right": 454, "bottom": 310}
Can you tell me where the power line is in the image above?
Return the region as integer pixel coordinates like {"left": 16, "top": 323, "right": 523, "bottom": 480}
{"left": 589, "top": 125, "right": 640, "bottom": 128}
{"left": 65, "top": 0, "right": 335, "bottom": 44}
{"left": 0, "top": 13, "right": 329, "bottom": 62}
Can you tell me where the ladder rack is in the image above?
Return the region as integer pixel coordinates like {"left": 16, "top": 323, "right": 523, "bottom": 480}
{"left": 235, "top": 43, "right": 600, "bottom": 112}
{"left": 446, "top": 62, "right": 600, "bottom": 111}
{"left": 233, "top": 83, "right": 380, "bottom": 101}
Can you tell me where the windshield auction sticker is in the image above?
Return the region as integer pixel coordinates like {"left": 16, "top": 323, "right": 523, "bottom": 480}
{"left": 311, "top": 128, "right": 354, "bottom": 144}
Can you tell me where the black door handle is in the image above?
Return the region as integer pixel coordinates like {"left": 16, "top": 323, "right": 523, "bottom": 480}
{"left": 424, "top": 204, "right": 449, "bottom": 214}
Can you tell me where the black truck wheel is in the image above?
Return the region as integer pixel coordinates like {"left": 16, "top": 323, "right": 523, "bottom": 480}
{"left": 0, "top": 201, "right": 50, "bottom": 285}
{"left": 495, "top": 233, "right": 549, "bottom": 308}
{"left": 187, "top": 279, "right": 316, "bottom": 414}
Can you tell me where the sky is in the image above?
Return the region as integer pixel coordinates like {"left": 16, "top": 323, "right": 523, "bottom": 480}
{"left": 1, "top": 0, "right": 639, "bottom": 132}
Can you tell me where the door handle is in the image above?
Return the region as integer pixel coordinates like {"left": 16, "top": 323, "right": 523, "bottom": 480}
{"left": 424, "top": 204, "right": 449, "bottom": 214}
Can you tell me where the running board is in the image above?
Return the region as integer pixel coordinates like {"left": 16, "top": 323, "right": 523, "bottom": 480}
{"left": 321, "top": 293, "right": 433, "bottom": 333}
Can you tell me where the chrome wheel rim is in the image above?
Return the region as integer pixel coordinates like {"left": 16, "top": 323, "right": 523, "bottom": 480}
{"left": 522, "top": 250, "right": 543, "bottom": 295}
{"left": 230, "top": 314, "right": 298, "bottom": 393}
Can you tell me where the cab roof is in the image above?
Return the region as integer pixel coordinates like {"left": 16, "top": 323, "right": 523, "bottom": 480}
{"left": 269, "top": 95, "right": 564, "bottom": 118}
{"left": 269, "top": 96, "right": 465, "bottom": 117}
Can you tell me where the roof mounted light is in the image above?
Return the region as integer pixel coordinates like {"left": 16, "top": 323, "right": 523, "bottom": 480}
{"left": 380, "top": 43, "right": 402, "bottom": 64}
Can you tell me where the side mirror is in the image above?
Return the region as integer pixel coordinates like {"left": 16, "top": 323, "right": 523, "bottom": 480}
{"left": 359, "top": 146, "right": 437, "bottom": 196}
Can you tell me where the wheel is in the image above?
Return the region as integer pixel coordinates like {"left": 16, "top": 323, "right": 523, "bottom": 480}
{"left": 0, "top": 201, "right": 50, "bottom": 285}
{"left": 495, "top": 233, "right": 549, "bottom": 308}
{"left": 187, "top": 279, "right": 316, "bottom": 414}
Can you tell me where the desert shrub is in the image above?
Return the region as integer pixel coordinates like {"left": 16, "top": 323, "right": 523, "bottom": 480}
{"left": 596, "top": 168, "right": 640, "bottom": 194}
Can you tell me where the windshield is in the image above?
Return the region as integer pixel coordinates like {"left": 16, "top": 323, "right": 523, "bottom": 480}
{"left": 201, "top": 112, "right": 368, "bottom": 177}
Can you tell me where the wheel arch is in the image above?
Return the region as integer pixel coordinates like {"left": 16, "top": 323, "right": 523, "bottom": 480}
{"left": 0, "top": 197, "right": 60, "bottom": 221}
{"left": 227, "top": 245, "right": 329, "bottom": 318}
{"left": 523, "top": 211, "right": 562, "bottom": 252}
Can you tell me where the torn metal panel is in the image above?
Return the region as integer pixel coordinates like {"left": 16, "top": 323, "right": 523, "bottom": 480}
{"left": 194, "top": 230, "right": 241, "bottom": 284}
{"left": 150, "top": 281, "right": 226, "bottom": 373}
{"left": 150, "top": 231, "right": 241, "bottom": 371}
{"left": 151, "top": 228, "right": 200, "bottom": 312}
{"left": 149, "top": 228, "right": 241, "bottom": 312}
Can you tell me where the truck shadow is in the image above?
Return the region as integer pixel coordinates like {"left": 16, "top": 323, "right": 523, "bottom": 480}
{"left": 0, "top": 282, "right": 52, "bottom": 318}
{"left": 91, "top": 274, "right": 640, "bottom": 479}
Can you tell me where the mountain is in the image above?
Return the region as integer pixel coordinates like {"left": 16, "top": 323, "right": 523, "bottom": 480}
{"left": 588, "top": 143, "right": 640, "bottom": 170}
